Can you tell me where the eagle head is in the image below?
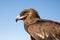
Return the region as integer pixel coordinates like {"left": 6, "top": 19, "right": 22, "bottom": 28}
{"left": 16, "top": 8, "right": 40, "bottom": 22}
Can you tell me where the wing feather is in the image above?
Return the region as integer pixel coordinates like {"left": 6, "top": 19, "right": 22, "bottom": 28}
{"left": 29, "top": 20, "right": 60, "bottom": 40}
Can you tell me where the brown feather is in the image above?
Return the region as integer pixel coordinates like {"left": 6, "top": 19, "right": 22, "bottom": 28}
{"left": 16, "top": 8, "right": 60, "bottom": 40}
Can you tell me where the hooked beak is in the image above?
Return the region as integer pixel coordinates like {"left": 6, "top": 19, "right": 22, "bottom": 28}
{"left": 16, "top": 15, "right": 20, "bottom": 22}
{"left": 16, "top": 18, "right": 18, "bottom": 22}
{"left": 16, "top": 15, "right": 26, "bottom": 22}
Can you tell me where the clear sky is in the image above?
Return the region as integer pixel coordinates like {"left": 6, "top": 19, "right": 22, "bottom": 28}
{"left": 0, "top": 0, "right": 60, "bottom": 40}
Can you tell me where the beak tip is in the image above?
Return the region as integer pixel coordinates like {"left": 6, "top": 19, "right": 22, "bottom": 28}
{"left": 16, "top": 19, "right": 18, "bottom": 22}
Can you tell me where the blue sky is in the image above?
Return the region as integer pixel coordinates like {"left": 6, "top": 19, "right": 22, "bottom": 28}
{"left": 0, "top": 0, "right": 60, "bottom": 40}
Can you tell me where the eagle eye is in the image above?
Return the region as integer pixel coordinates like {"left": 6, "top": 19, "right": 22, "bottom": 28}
{"left": 20, "top": 11, "right": 27, "bottom": 16}
{"left": 23, "top": 11, "right": 27, "bottom": 13}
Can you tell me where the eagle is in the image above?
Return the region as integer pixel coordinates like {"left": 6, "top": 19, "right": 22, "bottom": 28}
{"left": 16, "top": 8, "right": 60, "bottom": 40}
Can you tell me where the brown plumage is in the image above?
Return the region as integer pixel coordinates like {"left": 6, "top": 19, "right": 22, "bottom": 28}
{"left": 16, "top": 8, "right": 60, "bottom": 40}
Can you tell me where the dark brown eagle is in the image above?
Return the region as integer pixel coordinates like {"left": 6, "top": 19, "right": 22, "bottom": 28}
{"left": 16, "top": 8, "right": 60, "bottom": 40}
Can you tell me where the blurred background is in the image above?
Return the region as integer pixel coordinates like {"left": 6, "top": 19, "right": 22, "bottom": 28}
{"left": 0, "top": 0, "right": 60, "bottom": 40}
